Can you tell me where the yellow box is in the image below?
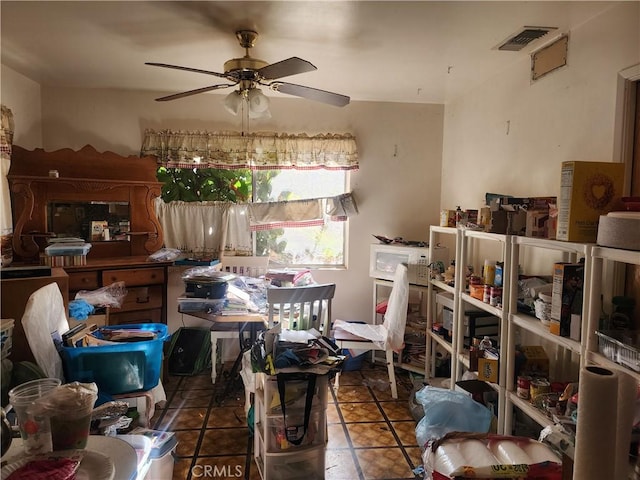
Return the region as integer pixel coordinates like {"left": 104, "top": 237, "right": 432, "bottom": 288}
{"left": 519, "top": 345, "right": 550, "bottom": 378}
{"left": 557, "top": 161, "right": 625, "bottom": 242}
{"left": 440, "top": 210, "right": 456, "bottom": 227}
{"left": 477, "top": 357, "right": 499, "bottom": 383}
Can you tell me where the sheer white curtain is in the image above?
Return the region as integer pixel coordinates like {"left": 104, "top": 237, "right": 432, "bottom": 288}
{"left": 154, "top": 194, "right": 358, "bottom": 257}
{"left": 154, "top": 199, "right": 253, "bottom": 257}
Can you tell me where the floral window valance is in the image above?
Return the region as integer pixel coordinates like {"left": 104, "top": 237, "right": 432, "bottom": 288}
{"left": 140, "top": 129, "right": 359, "bottom": 171}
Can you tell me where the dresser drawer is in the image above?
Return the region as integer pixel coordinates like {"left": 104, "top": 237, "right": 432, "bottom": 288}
{"left": 101, "top": 267, "right": 165, "bottom": 287}
{"left": 114, "top": 285, "right": 163, "bottom": 312}
{"left": 108, "top": 308, "right": 162, "bottom": 326}
{"left": 67, "top": 271, "right": 99, "bottom": 291}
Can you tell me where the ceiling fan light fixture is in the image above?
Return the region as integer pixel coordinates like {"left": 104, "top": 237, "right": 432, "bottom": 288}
{"left": 248, "top": 88, "right": 271, "bottom": 119}
{"left": 224, "top": 90, "right": 243, "bottom": 115}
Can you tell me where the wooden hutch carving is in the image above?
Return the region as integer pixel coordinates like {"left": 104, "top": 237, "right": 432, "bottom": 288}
{"left": 8, "top": 145, "right": 163, "bottom": 262}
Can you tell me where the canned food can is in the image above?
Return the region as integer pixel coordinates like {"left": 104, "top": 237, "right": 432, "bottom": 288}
{"left": 483, "top": 285, "right": 491, "bottom": 303}
{"left": 517, "top": 376, "right": 532, "bottom": 399}
{"left": 489, "top": 286, "right": 503, "bottom": 307}
{"left": 530, "top": 378, "right": 551, "bottom": 403}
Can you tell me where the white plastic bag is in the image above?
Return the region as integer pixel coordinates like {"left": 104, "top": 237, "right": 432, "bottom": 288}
{"left": 74, "top": 281, "right": 128, "bottom": 308}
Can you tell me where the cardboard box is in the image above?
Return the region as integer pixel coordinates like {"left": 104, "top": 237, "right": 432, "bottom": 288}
{"left": 487, "top": 209, "right": 527, "bottom": 235}
{"left": 570, "top": 313, "right": 581, "bottom": 342}
{"left": 91, "top": 220, "right": 108, "bottom": 241}
{"left": 548, "top": 202, "right": 558, "bottom": 240}
{"left": 455, "top": 379, "right": 497, "bottom": 407}
{"left": 464, "top": 311, "right": 499, "bottom": 339}
{"left": 526, "top": 209, "right": 550, "bottom": 238}
{"left": 487, "top": 197, "right": 535, "bottom": 234}
{"left": 557, "top": 161, "right": 625, "bottom": 242}
{"left": 465, "top": 209, "right": 479, "bottom": 225}
{"left": 68, "top": 310, "right": 109, "bottom": 329}
{"left": 440, "top": 209, "right": 457, "bottom": 227}
{"left": 550, "top": 262, "right": 584, "bottom": 337}
{"left": 477, "top": 356, "right": 499, "bottom": 383}
{"left": 517, "top": 345, "right": 550, "bottom": 378}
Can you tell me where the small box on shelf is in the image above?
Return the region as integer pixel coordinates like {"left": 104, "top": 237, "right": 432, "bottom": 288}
{"left": 463, "top": 311, "right": 499, "bottom": 347}
{"left": 550, "top": 262, "right": 584, "bottom": 337}
{"left": 515, "top": 345, "right": 550, "bottom": 379}
{"left": 477, "top": 348, "right": 499, "bottom": 383}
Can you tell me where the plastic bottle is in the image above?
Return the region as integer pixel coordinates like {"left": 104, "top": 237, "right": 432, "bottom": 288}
{"left": 479, "top": 336, "right": 493, "bottom": 351}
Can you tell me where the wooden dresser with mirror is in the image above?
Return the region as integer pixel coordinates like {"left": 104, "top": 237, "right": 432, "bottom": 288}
{"left": 3, "top": 146, "right": 171, "bottom": 359}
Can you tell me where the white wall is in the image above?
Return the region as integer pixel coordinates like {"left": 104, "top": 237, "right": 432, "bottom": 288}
{"left": 1, "top": 66, "right": 43, "bottom": 149}
{"left": 1, "top": 77, "right": 444, "bottom": 330}
{"left": 441, "top": 2, "right": 640, "bottom": 211}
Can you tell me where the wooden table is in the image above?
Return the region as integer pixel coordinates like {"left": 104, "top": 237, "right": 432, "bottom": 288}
{"left": 180, "top": 310, "right": 268, "bottom": 395}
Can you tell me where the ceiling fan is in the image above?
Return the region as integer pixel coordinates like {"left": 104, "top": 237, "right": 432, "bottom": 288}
{"left": 146, "top": 30, "right": 350, "bottom": 113}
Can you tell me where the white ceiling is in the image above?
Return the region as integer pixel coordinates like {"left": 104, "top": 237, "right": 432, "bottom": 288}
{"left": 1, "top": 1, "right": 620, "bottom": 105}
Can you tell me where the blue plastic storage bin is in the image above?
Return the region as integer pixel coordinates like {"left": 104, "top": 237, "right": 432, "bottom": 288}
{"left": 342, "top": 349, "right": 366, "bottom": 371}
{"left": 61, "top": 323, "right": 169, "bottom": 394}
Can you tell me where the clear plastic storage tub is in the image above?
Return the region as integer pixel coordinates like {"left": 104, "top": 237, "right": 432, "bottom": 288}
{"left": 44, "top": 243, "right": 92, "bottom": 256}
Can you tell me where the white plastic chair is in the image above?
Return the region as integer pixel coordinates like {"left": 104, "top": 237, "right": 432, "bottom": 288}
{"left": 332, "top": 264, "right": 409, "bottom": 399}
{"left": 210, "top": 255, "right": 270, "bottom": 384}
{"left": 21, "top": 282, "right": 164, "bottom": 426}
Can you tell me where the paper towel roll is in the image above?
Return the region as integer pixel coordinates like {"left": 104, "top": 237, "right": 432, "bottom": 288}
{"left": 597, "top": 214, "right": 640, "bottom": 250}
{"left": 434, "top": 443, "right": 467, "bottom": 476}
{"left": 615, "top": 370, "right": 638, "bottom": 480}
{"left": 523, "top": 441, "right": 561, "bottom": 464}
{"left": 574, "top": 366, "right": 619, "bottom": 479}
{"left": 489, "top": 440, "right": 532, "bottom": 465}
{"left": 459, "top": 439, "right": 498, "bottom": 467}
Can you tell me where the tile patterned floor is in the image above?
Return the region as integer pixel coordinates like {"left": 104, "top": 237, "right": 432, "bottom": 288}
{"left": 151, "top": 364, "right": 424, "bottom": 480}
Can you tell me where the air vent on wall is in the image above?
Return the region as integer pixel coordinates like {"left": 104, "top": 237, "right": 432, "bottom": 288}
{"left": 497, "top": 26, "right": 557, "bottom": 52}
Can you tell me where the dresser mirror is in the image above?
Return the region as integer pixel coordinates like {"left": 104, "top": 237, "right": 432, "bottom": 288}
{"left": 47, "top": 201, "right": 131, "bottom": 242}
{"left": 8, "top": 145, "right": 163, "bottom": 262}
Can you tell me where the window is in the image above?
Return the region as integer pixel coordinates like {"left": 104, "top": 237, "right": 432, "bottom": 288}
{"left": 254, "top": 169, "right": 349, "bottom": 267}
{"left": 146, "top": 129, "right": 358, "bottom": 268}
{"left": 157, "top": 167, "right": 349, "bottom": 268}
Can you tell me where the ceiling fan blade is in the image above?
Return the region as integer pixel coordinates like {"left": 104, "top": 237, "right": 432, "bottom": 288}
{"left": 155, "top": 84, "right": 235, "bottom": 102}
{"left": 271, "top": 82, "right": 350, "bottom": 107}
{"left": 146, "top": 62, "right": 230, "bottom": 79}
{"left": 258, "top": 57, "right": 317, "bottom": 80}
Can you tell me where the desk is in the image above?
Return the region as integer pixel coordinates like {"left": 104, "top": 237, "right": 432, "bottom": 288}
{"left": 2, "top": 435, "right": 139, "bottom": 480}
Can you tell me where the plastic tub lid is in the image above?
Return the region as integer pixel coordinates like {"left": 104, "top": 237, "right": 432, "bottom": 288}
{"left": 150, "top": 435, "right": 178, "bottom": 459}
